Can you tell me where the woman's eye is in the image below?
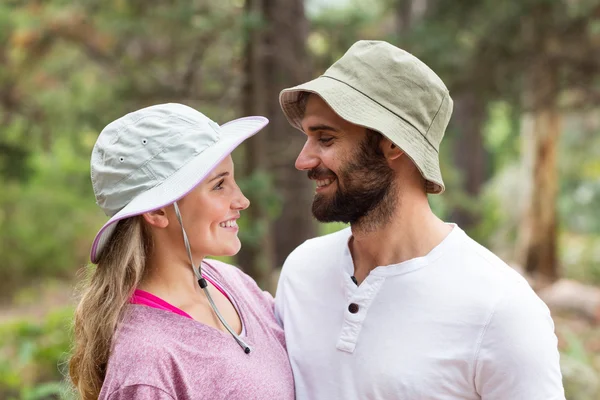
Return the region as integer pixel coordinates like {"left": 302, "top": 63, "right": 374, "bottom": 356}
{"left": 213, "top": 179, "right": 225, "bottom": 190}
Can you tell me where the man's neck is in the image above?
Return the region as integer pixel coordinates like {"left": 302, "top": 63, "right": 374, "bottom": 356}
{"left": 348, "top": 198, "right": 452, "bottom": 284}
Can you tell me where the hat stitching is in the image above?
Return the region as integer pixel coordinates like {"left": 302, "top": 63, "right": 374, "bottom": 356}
{"left": 142, "top": 163, "right": 159, "bottom": 182}
{"left": 321, "top": 74, "right": 421, "bottom": 131}
{"left": 133, "top": 132, "right": 221, "bottom": 193}
{"left": 306, "top": 76, "right": 440, "bottom": 154}
{"left": 319, "top": 75, "right": 441, "bottom": 151}
{"left": 107, "top": 129, "right": 184, "bottom": 188}
{"left": 424, "top": 94, "right": 447, "bottom": 142}
{"left": 108, "top": 114, "right": 158, "bottom": 144}
{"left": 168, "top": 113, "right": 212, "bottom": 130}
{"left": 101, "top": 134, "right": 223, "bottom": 218}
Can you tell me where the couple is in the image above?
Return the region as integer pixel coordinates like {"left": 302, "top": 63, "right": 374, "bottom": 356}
{"left": 69, "top": 41, "right": 565, "bottom": 399}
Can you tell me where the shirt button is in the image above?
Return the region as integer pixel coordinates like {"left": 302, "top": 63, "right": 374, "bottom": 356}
{"left": 348, "top": 303, "right": 359, "bottom": 314}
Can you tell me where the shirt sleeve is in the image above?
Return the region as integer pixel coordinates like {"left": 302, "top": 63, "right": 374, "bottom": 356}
{"left": 274, "top": 270, "right": 286, "bottom": 328}
{"left": 107, "top": 384, "right": 175, "bottom": 399}
{"left": 474, "top": 283, "right": 565, "bottom": 399}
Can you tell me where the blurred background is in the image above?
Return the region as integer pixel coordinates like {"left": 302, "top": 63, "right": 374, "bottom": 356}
{"left": 0, "top": 0, "right": 599, "bottom": 398}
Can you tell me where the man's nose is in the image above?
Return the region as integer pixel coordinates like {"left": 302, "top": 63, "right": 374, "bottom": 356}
{"left": 295, "top": 141, "right": 319, "bottom": 171}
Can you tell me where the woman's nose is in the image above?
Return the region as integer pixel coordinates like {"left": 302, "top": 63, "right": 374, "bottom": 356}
{"left": 233, "top": 187, "right": 250, "bottom": 210}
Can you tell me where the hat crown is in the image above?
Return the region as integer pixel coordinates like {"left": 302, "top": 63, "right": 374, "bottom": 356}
{"left": 91, "top": 103, "right": 220, "bottom": 217}
{"left": 323, "top": 40, "right": 452, "bottom": 151}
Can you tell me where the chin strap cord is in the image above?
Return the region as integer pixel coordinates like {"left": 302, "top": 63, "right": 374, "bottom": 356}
{"left": 173, "top": 201, "right": 251, "bottom": 354}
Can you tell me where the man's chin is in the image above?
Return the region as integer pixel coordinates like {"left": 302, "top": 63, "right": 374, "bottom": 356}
{"left": 312, "top": 199, "right": 351, "bottom": 224}
{"left": 311, "top": 199, "right": 334, "bottom": 223}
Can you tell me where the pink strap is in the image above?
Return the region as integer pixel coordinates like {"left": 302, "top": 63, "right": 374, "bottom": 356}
{"left": 130, "top": 263, "right": 230, "bottom": 318}
{"left": 131, "top": 289, "right": 193, "bottom": 319}
{"left": 203, "top": 273, "right": 230, "bottom": 300}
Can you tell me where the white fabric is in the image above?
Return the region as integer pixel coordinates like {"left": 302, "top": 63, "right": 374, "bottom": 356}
{"left": 275, "top": 225, "right": 565, "bottom": 400}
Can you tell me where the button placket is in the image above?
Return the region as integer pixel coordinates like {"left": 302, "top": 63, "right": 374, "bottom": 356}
{"left": 336, "top": 276, "right": 386, "bottom": 353}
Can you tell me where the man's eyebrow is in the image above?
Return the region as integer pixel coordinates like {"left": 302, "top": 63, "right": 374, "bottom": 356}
{"left": 208, "top": 171, "right": 229, "bottom": 182}
{"left": 306, "top": 124, "right": 339, "bottom": 133}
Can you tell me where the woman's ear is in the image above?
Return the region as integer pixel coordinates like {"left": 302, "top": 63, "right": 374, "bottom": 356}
{"left": 142, "top": 208, "right": 169, "bottom": 229}
{"left": 381, "top": 137, "right": 404, "bottom": 161}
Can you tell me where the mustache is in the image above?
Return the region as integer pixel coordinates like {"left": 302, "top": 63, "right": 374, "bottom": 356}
{"left": 307, "top": 167, "right": 336, "bottom": 181}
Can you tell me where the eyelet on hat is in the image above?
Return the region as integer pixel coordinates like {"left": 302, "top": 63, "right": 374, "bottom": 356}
{"left": 142, "top": 139, "right": 148, "bottom": 145}
{"left": 119, "top": 157, "right": 124, "bottom": 162}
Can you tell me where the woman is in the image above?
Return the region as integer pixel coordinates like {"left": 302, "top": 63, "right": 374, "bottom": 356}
{"left": 69, "top": 103, "right": 295, "bottom": 399}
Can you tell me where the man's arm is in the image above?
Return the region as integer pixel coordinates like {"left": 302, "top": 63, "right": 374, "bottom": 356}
{"left": 474, "top": 284, "right": 565, "bottom": 399}
{"left": 274, "top": 266, "right": 287, "bottom": 328}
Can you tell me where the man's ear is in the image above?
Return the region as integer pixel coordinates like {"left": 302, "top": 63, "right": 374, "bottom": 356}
{"left": 142, "top": 208, "right": 169, "bottom": 229}
{"left": 381, "top": 137, "right": 404, "bottom": 161}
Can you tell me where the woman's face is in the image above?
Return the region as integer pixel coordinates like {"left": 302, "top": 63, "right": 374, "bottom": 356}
{"left": 167, "top": 155, "right": 249, "bottom": 258}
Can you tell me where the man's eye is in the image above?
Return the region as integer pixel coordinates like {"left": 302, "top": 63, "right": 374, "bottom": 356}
{"left": 319, "top": 137, "right": 333, "bottom": 144}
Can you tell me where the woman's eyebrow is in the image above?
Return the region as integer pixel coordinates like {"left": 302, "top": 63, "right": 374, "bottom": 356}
{"left": 208, "top": 171, "right": 229, "bottom": 182}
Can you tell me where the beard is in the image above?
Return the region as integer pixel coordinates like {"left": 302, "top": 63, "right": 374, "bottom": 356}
{"left": 308, "top": 133, "right": 397, "bottom": 228}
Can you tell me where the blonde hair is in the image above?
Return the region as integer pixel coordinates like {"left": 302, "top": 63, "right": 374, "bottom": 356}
{"left": 69, "top": 216, "right": 152, "bottom": 399}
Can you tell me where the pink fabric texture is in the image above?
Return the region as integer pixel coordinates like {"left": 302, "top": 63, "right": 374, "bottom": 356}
{"left": 131, "top": 289, "right": 194, "bottom": 320}
{"left": 99, "top": 260, "right": 294, "bottom": 400}
{"left": 130, "top": 272, "right": 231, "bottom": 320}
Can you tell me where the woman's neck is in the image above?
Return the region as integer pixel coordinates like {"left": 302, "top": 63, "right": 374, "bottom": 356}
{"left": 138, "top": 248, "right": 206, "bottom": 306}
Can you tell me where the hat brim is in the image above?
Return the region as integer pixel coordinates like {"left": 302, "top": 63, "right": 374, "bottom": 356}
{"left": 90, "top": 116, "right": 268, "bottom": 263}
{"left": 279, "top": 76, "right": 444, "bottom": 194}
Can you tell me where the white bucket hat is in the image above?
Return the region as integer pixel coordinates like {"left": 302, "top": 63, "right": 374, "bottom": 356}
{"left": 89, "top": 103, "right": 268, "bottom": 263}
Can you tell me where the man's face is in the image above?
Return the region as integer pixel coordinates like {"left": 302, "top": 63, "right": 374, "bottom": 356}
{"left": 297, "top": 95, "right": 396, "bottom": 226}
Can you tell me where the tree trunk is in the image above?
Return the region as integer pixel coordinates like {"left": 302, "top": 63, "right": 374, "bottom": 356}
{"left": 396, "top": 0, "right": 413, "bottom": 35}
{"left": 238, "top": 0, "right": 275, "bottom": 290}
{"left": 450, "top": 89, "right": 487, "bottom": 229}
{"left": 238, "top": 0, "right": 315, "bottom": 290}
{"left": 264, "top": 0, "right": 316, "bottom": 270}
{"left": 516, "top": 60, "right": 561, "bottom": 283}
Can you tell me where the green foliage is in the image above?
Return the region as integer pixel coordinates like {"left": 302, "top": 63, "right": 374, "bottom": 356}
{"left": 0, "top": 308, "right": 74, "bottom": 399}
{"left": 558, "top": 115, "right": 600, "bottom": 234}
{"left": 559, "top": 328, "right": 600, "bottom": 400}
{"left": 0, "top": 138, "right": 101, "bottom": 297}
{"left": 237, "top": 169, "right": 283, "bottom": 248}
{"left": 308, "top": 1, "right": 382, "bottom": 75}
{"left": 0, "top": 0, "right": 248, "bottom": 296}
{"left": 319, "top": 222, "right": 349, "bottom": 236}
{"left": 561, "top": 233, "right": 600, "bottom": 285}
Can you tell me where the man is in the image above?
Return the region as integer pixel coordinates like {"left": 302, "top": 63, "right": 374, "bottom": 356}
{"left": 275, "top": 41, "right": 564, "bottom": 399}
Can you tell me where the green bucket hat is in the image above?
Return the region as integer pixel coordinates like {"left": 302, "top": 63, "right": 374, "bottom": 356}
{"left": 279, "top": 40, "right": 453, "bottom": 194}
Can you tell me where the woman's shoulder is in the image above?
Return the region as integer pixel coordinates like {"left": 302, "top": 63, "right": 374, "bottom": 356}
{"left": 113, "top": 305, "right": 182, "bottom": 351}
{"left": 104, "top": 307, "right": 191, "bottom": 395}
{"left": 202, "top": 259, "right": 255, "bottom": 288}
{"left": 202, "top": 259, "right": 274, "bottom": 310}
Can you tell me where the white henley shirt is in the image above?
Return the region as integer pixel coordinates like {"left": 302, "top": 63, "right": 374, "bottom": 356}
{"left": 275, "top": 225, "right": 565, "bottom": 400}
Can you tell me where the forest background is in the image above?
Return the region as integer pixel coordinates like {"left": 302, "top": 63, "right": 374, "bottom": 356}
{"left": 1, "top": 0, "right": 600, "bottom": 398}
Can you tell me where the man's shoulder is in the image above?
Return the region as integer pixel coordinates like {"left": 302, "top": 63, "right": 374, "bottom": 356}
{"left": 278, "top": 227, "right": 351, "bottom": 284}
{"left": 445, "top": 228, "right": 541, "bottom": 313}
{"left": 285, "top": 227, "right": 351, "bottom": 263}
{"left": 452, "top": 228, "right": 526, "bottom": 283}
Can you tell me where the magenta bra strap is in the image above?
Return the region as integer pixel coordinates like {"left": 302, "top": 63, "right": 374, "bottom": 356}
{"left": 131, "top": 266, "right": 231, "bottom": 319}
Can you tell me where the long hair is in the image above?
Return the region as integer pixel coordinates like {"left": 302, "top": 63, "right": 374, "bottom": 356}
{"left": 69, "top": 216, "right": 152, "bottom": 399}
